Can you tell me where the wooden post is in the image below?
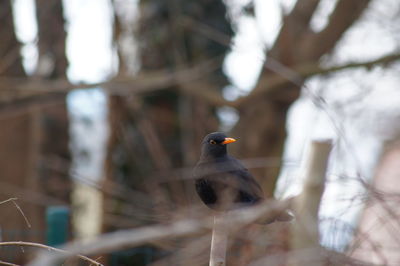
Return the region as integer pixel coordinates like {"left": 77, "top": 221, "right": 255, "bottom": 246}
{"left": 209, "top": 214, "right": 228, "bottom": 266}
{"left": 290, "top": 140, "right": 332, "bottom": 265}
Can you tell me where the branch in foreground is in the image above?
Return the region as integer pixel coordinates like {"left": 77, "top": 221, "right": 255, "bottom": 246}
{"left": 0, "top": 260, "right": 19, "bottom": 266}
{"left": 250, "top": 247, "right": 380, "bottom": 266}
{"left": 0, "top": 242, "right": 102, "bottom": 266}
{"left": 28, "top": 199, "right": 292, "bottom": 266}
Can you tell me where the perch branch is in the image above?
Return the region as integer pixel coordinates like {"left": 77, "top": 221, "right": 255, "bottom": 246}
{"left": 209, "top": 214, "right": 228, "bottom": 266}
{"left": 290, "top": 140, "right": 332, "bottom": 266}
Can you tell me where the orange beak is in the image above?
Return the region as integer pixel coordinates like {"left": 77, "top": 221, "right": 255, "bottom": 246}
{"left": 221, "top": 137, "right": 237, "bottom": 145}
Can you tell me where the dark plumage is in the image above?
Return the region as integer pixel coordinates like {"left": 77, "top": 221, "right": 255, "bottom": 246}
{"left": 194, "top": 132, "right": 263, "bottom": 210}
{"left": 193, "top": 132, "right": 292, "bottom": 223}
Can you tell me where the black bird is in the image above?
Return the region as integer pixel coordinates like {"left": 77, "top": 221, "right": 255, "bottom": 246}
{"left": 193, "top": 132, "right": 292, "bottom": 222}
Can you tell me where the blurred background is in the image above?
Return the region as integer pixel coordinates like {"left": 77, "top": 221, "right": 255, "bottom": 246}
{"left": 1, "top": 0, "right": 400, "bottom": 265}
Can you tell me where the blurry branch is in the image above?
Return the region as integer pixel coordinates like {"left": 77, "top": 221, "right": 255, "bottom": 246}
{"left": 240, "top": 51, "right": 400, "bottom": 107}
{"left": 290, "top": 140, "right": 332, "bottom": 266}
{"left": 0, "top": 181, "right": 66, "bottom": 206}
{"left": 127, "top": 98, "right": 176, "bottom": 220}
{"left": 128, "top": 99, "right": 172, "bottom": 170}
{"left": 0, "top": 260, "right": 19, "bottom": 266}
{"left": 0, "top": 242, "right": 102, "bottom": 266}
{"left": 0, "top": 47, "right": 21, "bottom": 75}
{"left": 149, "top": 234, "right": 211, "bottom": 265}
{"left": 1, "top": 50, "right": 400, "bottom": 109}
{"left": 250, "top": 247, "right": 379, "bottom": 266}
{"left": 29, "top": 218, "right": 211, "bottom": 266}
{"left": 28, "top": 198, "right": 292, "bottom": 266}
{"left": 0, "top": 56, "right": 223, "bottom": 102}
{"left": 180, "top": 16, "right": 231, "bottom": 46}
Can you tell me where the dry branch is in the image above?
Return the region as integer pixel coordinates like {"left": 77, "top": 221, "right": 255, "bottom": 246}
{"left": 0, "top": 241, "right": 102, "bottom": 266}
{"left": 0, "top": 260, "right": 20, "bottom": 266}
{"left": 1, "top": 51, "right": 400, "bottom": 110}
{"left": 0, "top": 197, "right": 18, "bottom": 205}
{"left": 0, "top": 198, "right": 31, "bottom": 228}
{"left": 241, "top": 52, "right": 400, "bottom": 107}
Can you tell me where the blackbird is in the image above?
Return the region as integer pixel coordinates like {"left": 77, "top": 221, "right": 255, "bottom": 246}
{"left": 193, "top": 132, "right": 292, "bottom": 223}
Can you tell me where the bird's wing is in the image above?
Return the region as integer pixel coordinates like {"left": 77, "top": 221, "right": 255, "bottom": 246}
{"left": 220, "top": 156, "right": 265, "bottom": 200}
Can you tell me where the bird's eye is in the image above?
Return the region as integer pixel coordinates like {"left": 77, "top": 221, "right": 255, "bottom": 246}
{"left": 209, "top": 140, "right": 217, "bottom": 145}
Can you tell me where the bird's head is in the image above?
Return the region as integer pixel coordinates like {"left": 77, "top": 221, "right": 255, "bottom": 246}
{"left": 200, "top": 132, "right": 237, "bottom": 159}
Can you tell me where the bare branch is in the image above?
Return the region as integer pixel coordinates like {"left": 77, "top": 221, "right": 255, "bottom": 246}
{"left": 0, "top": 55, "right": 222, "bottom": 99}
{"left": 0, "top": 197, "right": 18, "bottom": 205}
{"left": 0, "top": 260, "right": 20, "bottom": 266}
{"left": 1, "top": 50, "right": 399, "bottom": 111}
{"left": 11, "top": 200, "right": 31, "bottom": 228}
{"left": 240, "top": 51, "right": 400, "bottom": 107}
{"left": 0, "top": 198, "right": 31, "bottom": 228}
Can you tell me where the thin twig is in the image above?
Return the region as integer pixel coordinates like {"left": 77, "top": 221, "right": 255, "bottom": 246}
{"left": 0, "top": 197, "right": 18, "bottom": 205}
{"left": 0, "top": 242, "right": 103, "bottom": 266}
{"left": 11, "top": 200, "right": 31, "bottom": 228}
{"left": 0, "top": 198, "right": 31, "bottom": 228}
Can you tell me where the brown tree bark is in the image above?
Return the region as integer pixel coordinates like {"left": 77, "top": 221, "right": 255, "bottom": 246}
{"left": 0, "top": 2, "right": 70, "bottom": 264}
{"left": 104, "top": 0, "right": 232, "bottom": 207}
{"left": 0, "top": 0, "right": 25, "bottom": 76}
{"left": 32, "top": 0, "right": 70, "bottom": 204}
{"left": 35, "top": 0, "right": 68, "bottom": 78}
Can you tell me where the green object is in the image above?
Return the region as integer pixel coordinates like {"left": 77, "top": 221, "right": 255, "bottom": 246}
{"left": 46, "top": 206, "right": 69, "bottom": 246}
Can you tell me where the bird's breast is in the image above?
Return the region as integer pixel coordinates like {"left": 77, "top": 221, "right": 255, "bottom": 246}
{"left": 195, "top": 178, "right": 218, "bottom": 207}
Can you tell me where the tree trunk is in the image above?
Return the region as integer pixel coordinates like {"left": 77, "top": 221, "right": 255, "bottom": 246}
{"left": 0, "top": 2, "right": 70, "bottom": 264}
{"left": 0, "top": 0, "right": 25, "bottom": 77}
{"left": 104, "top": 0, "right": 233, "bottom": 214}
{"left": 35, "top": 0, "right": 68, "bottom": 78}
